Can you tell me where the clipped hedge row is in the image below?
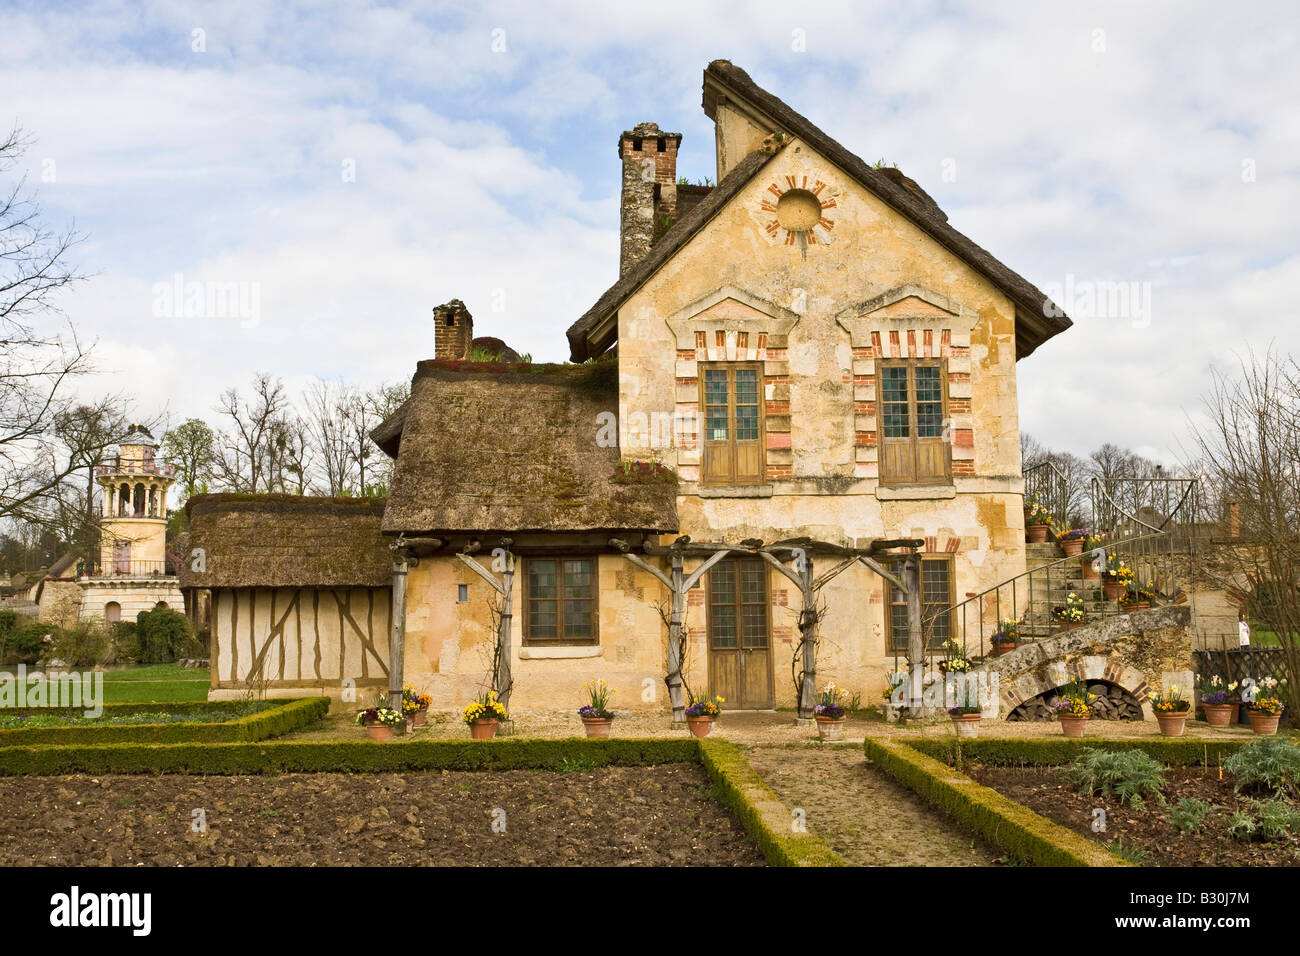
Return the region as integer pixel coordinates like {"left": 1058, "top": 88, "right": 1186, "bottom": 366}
{"left": 908, "top": 736, "right": 1259, "bottom": 768}
{"left": 0, "top": 697, "right": 329, "bottom": 746}
{"left": 863, "top": 737, "right": 1129, "bottom": 867}
{"left": 0, "top": 736, "right": 699, "bottom": 776}
{"left": 699, "top": 738, "right": 847, "bottom": 867}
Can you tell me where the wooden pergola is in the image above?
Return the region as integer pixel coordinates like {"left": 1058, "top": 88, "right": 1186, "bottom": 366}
{"left": 610, "top": 535, "right": 925, "bottom": 722}
{"left": 384, "top": 533, "right": 927, "bottom": 722}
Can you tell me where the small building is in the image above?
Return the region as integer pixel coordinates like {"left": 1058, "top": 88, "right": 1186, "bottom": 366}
{"left": 182, "top": 61, "right": 1074, "bottom": 714}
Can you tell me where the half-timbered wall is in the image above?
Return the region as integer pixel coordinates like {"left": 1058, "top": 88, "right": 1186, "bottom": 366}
{"left": 210, "top": 587, "right": 390, "bottom": 695}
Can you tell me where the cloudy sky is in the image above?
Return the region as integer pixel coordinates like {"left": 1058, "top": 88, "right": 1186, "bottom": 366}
{"left": 4, "top": 0, "right": 1298, "bottom": 465}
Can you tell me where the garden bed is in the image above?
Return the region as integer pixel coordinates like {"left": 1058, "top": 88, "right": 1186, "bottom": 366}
{"left": 0, "top": 765, "right": 766, "bottom": 866}
{"left": 0, "top": 697, "right": 327, "bottom": 745}
{"left": 973, "top": 764, "right": 1300, "bottom": 866}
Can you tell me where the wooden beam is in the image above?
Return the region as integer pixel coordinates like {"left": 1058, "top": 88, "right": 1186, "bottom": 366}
{"left": 857, "top": 554, "right": 908, "bottom": 593}
{"left": 455, "top": 552, "right": 506, "bottom": 595}
{"left": 682, "top": 549, "right": 733, "bottom": 591}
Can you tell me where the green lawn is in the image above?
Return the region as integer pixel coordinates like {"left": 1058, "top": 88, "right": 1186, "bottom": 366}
{"left": 100, "top": 665, "right": 210, "bottom": 703}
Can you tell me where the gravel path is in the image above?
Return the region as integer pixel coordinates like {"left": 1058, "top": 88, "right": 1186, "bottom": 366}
{"left": 745, "top": 745, "right": 1002, "bottom": 866}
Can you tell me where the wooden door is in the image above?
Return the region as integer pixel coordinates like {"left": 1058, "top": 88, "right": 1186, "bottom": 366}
{"left": 707, "top": 558, "right": 773, "bottom": 709}
{"left": 112, "top": 539, "right": 131, "bottom": 575}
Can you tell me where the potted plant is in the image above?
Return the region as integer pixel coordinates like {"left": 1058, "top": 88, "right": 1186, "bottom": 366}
{"left": 1054, "top": 680, "right": 1095, "bottom": 737}
{"left": 1024, "top": 497, "right": 1054, "bottom": 544}
{"left": 1148, "top": 686, "right": 1190, "bottom": 736}
{"left": 402, "top": 684, "right": 432, "bottom": 728}
{"left": 949, "top": 704, "right": 982, "bottom": 737}
{"left": 1052, "top": 592, "right": 1085, "bottom": 631}
{"left": 578, "top": 678, "right": 616, "bottom": 737}
{"left": 684, "top": 692, "right": 724, "bottom": 737}
{"left": 1245, "top": 676, "right": 1288, "bottom": 735}
{"left": 1057, "top": 528, "right": 1087, "bottom": 556}
{"left": 356, "top": 706, "right": 403, "bottom": 742}
{"left": 991, "top": 618, "right": 1020, "bottom": 656}
{"left": 1081, "top": 534, "right": 1104, "bottom": 580}
{"left": 1199, "top": 675, "right": 1240, "bottom": 727}
{"left": 812, "top": 683, "right": 851, "bottom": 740}
{"left": 937, "top": 639, "right": 971, "bottom": 674}
{"left": 1101, "top": 557, "right": 1133, "bottom": 602}
{"left": 462, "top": 690, "right": 508, "bottom": 740}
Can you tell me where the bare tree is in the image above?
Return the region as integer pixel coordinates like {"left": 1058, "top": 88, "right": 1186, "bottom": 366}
{"left": 303, "top": 379, "right": 357, "bottom": 496}
{"left": 0, "top": 124, "right": 96, "bottom": 529}
{"left": 1190, "top": 348, "right": 1300, "bottom": 725}
{"left": 211, "top": 373, "right": 291, "bottom": 493}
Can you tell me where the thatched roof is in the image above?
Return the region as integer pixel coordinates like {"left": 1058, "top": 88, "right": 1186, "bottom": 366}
{"left": 371, "top": 399, "right": 408, "bottom": 458}
{"left": 567, "top": 60, "right": 1071, "bottom": 361}
{"left": 382, "top": 359, "right": 678, "bottom": 536}
{"left": 179, "top": 494, "right": 392, "bottom": 589}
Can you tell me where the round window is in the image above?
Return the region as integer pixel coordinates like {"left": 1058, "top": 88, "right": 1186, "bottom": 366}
{"left": 775, "top": 188, "right": 823, "bottom": 232}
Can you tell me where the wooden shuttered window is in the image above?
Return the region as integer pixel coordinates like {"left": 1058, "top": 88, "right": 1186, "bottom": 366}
{"left": 877, "top": 359, "right": 951, "bottom": 486}
{"left": 886, "top": 554, "right": 955, "bottom": 653}
{"left": 523, "top": 558, "right": 598, "bottom": 645}
{"left": 700, "top": 362, "right": 765, "bottom": 486}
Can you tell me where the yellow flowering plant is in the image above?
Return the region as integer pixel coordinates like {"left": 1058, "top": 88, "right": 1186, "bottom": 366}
{"left": 401, "top": 684, "right": 432, "bottom": 716}
{"left": 1247, "top": 676, "right": 1288, "bottom": 716}
{"left": 1148, "top": 686, "right": 1190, "bottom": 713}
{"left": 1053, "top": 679, "right": 1096, "bottom": 718}
{"left": 579, "top": 678, "right": 616, "bottom": 719}
{"left": 462, "top": 689, "right": 508, "bottom": 725}
{"left": 685, "top": 690, "right": 725, "bottom": 719}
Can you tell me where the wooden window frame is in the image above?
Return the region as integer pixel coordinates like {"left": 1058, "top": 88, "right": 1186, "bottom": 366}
{"left": 698, "top": 361, "right": 767, "bottom": 487}
{"left": 885, "top": 554, "right": 955, "bottom": 654}
{"left": 876, "top": 357, "right": 952, "bottom": 487}
{"left": 522, "top": 557, "right": 599, "bottom": 646}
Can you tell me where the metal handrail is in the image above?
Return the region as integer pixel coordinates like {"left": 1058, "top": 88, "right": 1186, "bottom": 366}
{"left": 934, "top": 530, "right": 1180, "bottom": 663}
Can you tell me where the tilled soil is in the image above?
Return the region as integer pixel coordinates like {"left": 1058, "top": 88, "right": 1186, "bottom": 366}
{"left": 0, "top": 765, "right": 765, "bottom": 867}
{"left": 975, "top": 764, "right": 1300, "bottom": 866}
{"left": 747, "top": 745, "right": 1003, "bottom": 866}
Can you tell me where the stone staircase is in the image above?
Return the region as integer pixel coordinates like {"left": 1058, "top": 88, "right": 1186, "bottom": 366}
{"left": 999, "top": 542, "right": 1123, "bottom": 648}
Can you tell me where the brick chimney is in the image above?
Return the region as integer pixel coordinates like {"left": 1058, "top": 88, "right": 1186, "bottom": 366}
{"left": 434, "top": 299, "right": 473, "bottom": 360}
{"left": 619, "top": 122, "right": 681, "bottom": 274}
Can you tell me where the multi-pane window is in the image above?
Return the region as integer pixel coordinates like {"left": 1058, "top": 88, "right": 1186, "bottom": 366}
{"left": 524, "top": 558, "right": 597, "bottom": 644}
{"left": 708, "top": 559, "right": 769, "bottom": 649}
{"left": 886, "top": 555, "right": 955, "bottom": 653}
{"left": 877, "top": 359, "right": 950, "bottom": 485}
{"left": 700, "top": 363, "right": 764, "bottom": 486}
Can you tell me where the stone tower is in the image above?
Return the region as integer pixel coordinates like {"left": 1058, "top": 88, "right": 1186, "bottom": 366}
{"left": 96, "top": 425, "right": 176, "bottom": 577}
{"left": 434, "top": 299, "right": 474, "bottom": 360}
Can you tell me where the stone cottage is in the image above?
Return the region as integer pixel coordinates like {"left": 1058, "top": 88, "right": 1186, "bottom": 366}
{"left": 182, "top": 60, "right": 1073, "bottom": 714}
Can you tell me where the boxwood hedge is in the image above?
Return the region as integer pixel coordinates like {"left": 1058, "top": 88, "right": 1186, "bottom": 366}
{"left": 0, "top": 697, "right": 328, "bottom": 746}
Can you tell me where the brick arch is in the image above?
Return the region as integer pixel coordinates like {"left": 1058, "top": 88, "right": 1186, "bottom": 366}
{"left": 984, "top": 630, "right": 1152, "bottom": 719}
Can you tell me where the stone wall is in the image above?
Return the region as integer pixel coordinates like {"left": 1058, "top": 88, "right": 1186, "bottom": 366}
{"left": 982, "top": 605, "right": 1194, "bottom": 718}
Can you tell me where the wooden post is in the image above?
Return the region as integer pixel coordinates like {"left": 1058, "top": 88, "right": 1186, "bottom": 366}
{"left": 497, "top": 549, "right": 515, "bottom": 714}
{"left": 667, "top": 551, "right": 687, "bottom": 726}
{"left": 388, "top": 551, "right": 410, "bottom": 712}
{"left": 798, "top": 554, "right": 818, "bottom": 720}
{"left": 904, "top": 555, "right": 924, "bottom": 711}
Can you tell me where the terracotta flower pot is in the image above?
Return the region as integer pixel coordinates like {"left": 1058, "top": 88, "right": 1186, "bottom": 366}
{"left": 1061, "top": 539, "right": 1084, "bottom": 556}
{"left": 581, "top": 717, "right": 613, "bottom": 738}
{"left": 366, "top": 723, "right": 394, "bottom": 742}
{"left": 1056, "top": 620, "right": 1082, "bottom": 632}
{"left": 993, "top": 641, "right": 1016, "bottom": 657}
{"left": 1058, "top": 714, "right": 1090, "bottom": 737}
{"left": 951, "top": 713, "right": 981, "bottom": 738}
{"left": 1082, "top": 561, "right": 1100, "bottom": 580}
{"left": 1156, "top": 712, "right": 1188, "bottom": 737}
{"left": 814, "top": 715, "right": 847, "bottom": 740}
{"left": 412, "top": 709, "right": 428, "bottom": 727}
{"left": 1202, "top": 703, "right": 1238, "bottom": 727}
{"left": 1248, "top": 711, "right": 1281, "bottom": 736}
{"left": 1103, "top": 581, "right": 1124, "bottom": 601}
{"left": 469, "top": 718, "right": 499, "bottom": 740}
{"left": 686, "top": 716, "right": 715, "bottom": 738}
{"left": 1026, "top": 524, "right": 1049, "bottom": 544}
